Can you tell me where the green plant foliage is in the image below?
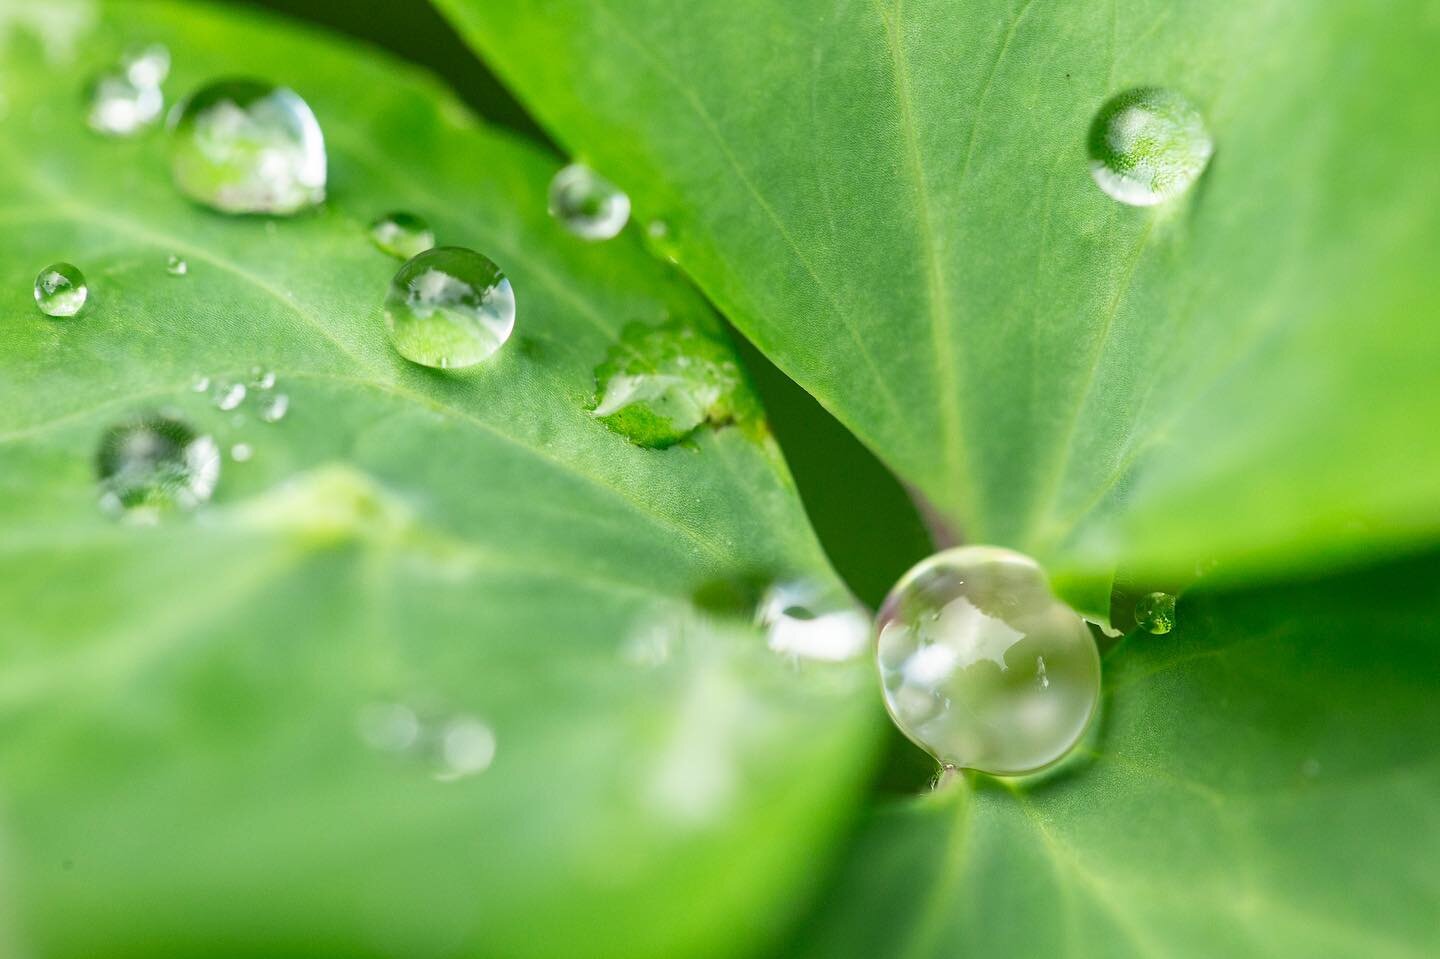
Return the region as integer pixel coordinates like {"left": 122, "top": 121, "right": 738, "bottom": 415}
{"left": 0, "top": 2, "right": 879, "bottom": 955}
{"left": 787, "top": 552, "right": 1440, "bottom": 958}
{"left": 436, "top": 0, "right": 1440, "bottom": 584}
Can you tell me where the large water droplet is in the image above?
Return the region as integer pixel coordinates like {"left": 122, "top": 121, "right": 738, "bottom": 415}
{"left": 369, "top": 211, "right": 435, "bottom": 260}
{"left": 96, "top": 412, "right": 220, "bottom": 516}
{"left": 86, "top": 70, "right": 163, "bottom": 136}
{"left": 33, "top": 262, "right": 87, "bottom": 317}
{"left": 383, "top": 246, "right": 515, "bottom": 369}
{"left": 548, "top": 163, "right": 630, "bottom": 241}
{"left": 755, "top": 579, "right": 870, "bottom": 662}
{"left": 591, "top": 322, "right": 757, "bottom": 447}
{"left": 168, "top": 79, "right": 326, "bottom": 215}
{"left": 1088, "top": 87, "right": 1213, "bottom": 206}
{"left": 876, "top": 546, "right": 1101, "bottom": 776}
{"left": 1134, "top": 591, "right": 1177, "bottom": 635}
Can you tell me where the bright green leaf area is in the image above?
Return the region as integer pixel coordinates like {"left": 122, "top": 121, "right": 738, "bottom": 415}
{"left": 787, "top": 551, "right": 1440, "bottom": 959}
{"left": 0, "top": 2, "right": 880, "bottom": 956}
{"left": 437, "top": 0, "right": 1440, "bottom": 584}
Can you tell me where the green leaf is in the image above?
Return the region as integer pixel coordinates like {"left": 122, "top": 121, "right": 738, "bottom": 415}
{"left": 435, "top": 0, "right": 1440, "bottom": 582}
{"left": 785, "top": 552, "right": 1440, "bottom": 958}
{"left": 0, "top": 2, "right": 878, "bottom": 955}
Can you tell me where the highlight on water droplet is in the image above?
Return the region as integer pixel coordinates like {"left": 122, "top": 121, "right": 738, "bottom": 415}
{"left": 168, "top": 78, "right": 326, "bottom": 215}
{"left": 876, "top": 546, "right": 1101, "bottom": 776}
{"left": 166, "top": 254, "right": 188, "bottom": 276}
{"left": 1088, "top": 87, "right": 1213, "bottom": 206}
{"left": 548, "top": 163, "right": 630, "bottom": 241}
{"left": 755, "top": 578, "right": 870, "bottom": 663}
{"left": 33, "top": 262, "right": 87, "bottom": 317}
{"left": 383, "top": 246, "right": 515, "bottom": 369}
{"left": 260, "top": 393, "right": 289, "bottom": 423}
{"left": 120, "top": 42, "right": 170, "bottom": 88}
{"left": 591, "top": 321, "right": 758, "bottom": 447}
{"left": 96, "top": 411, "right": 220, "bottom": 517}
{"left": 369, "top": 211, "right": 435, "bottom": 260}
{"left": 1134, "top": 591, "right": 1177, "bottom": 635}
{"left": 86, "top": 70, "right": 163, "bottom": 136}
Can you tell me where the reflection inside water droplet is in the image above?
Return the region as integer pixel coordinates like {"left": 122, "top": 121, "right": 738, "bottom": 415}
{"left": 876, "top": 546, "right": 1100, "bottom": 776}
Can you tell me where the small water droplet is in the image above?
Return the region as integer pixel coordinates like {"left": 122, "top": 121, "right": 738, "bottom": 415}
{"left": 33, "top": 262, "right": 87, "bottom": 317}
{"left": 369, "top": 211, "right": 435, "bottom": 260}
{"left": 120, "top": 42, "right": 169, "bottom": 88}
{"left": 755, "top": 579, "right": 870, "bottom": 662}
{"left": 96, "top": 411, "right": 220, "bottom": 516}
{"left": 249, "top": 366, "right": 275, "bottom": 389}
{"left": 1134, "top": 591, "right": 1177, "bottom": 635}
{"left": 230, "top": 442, "right": 253, "bottom": 462}
{"left": 591, "top": 322, "right": 758, "bottom": 447}
{"left": 383, "top": 246, "right": 515, "bottom": 369}
{"left": 433, "top": 716, "right": 497, "bottom": 782}
{"left": 259, "top": 392, "right": 289, "bottom": 423}
{"left": 215, "top": 381, "right": 246, "bottom": 411}
{"left": 190, "top": 374, "right": 210, "bottom": 392}
{"left": 548, "top": 163, "right": 630, "bottom": 240}
{"left": 1089, "top": 87, "right": 1213, "bottom": 206}
{"left": 168, "top": 79, "right": 326, "bottom": 215}
{"left": 357, "top": 702, "right": 421, "bottom": 752}
{"left": 876, "top": 547, "right": 1101, "bottom": 776}
{"left": 85, "top": 70, "right": 163, "bottom": 136}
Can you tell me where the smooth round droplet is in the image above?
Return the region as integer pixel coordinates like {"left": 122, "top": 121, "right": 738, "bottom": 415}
{"left": 168, "top": 79, "right": 326, "bottom": 215}
{"left": 548, "top": 163, "right": 630, "bottom": 240}
{"left": 369, "top": 211, "right": 435, "bottom": 260}
{"left": 1134, "top": 591, "right": 1177, "bottom": 635}
{"left": 34, "top": 262, "right": 87, "bottom": 317}
{"left": 755, "top": 579, "right": 870, "bottom": 662}
{"left": 1088, "top": 87, "right": 1212, "bottom": 206}
{"left": 86, "top": 70, "right": 163, "bottom": 136}
{"left": 876, "top": 546, "right": 1101, "bottom": 776}
{"left": 383, "top": 246, "right": 515, "bottom": 369}
{"left": 97, "top": 412, "right": 220, "bottom": 515}
{"left": 120, "top": 42, "right": 170, "bottom": 88}
{"left": 166, "top": 254, "right": 188, "bottom": 276}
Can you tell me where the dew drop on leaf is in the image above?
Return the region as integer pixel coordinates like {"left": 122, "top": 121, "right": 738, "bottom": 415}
{"left": 369, "top": 211, "right": 436, "bottom": 260}
{"left": 96, "top": 411, "right": 220, "bottom": 517}
{"left": 1088, "top": 87, "right": 1213, "bottom": 206}
{"left": 259, "top": 392, "right": 289, "bottom": 423}
{"left": 548, "top": 163, "right": 630, "bottom": 240}
{"left": 755, "top": 579, "right": 870, "bottom": 663}
{"left": 33, "top": 262, "right": 87, "bottom": 317}
{"left": 249, "top": 366, "right": 276, "bottom": 389}
{"left": 86, "top": 70, "right": 163, "bottom": 136}
{"left": 119, "top": 42, "right": 169, "bottom": 88}
{"left": 165, "top": 254, "right": 188, "bottom": 276}
{"left": 591, "top": 322, "right": 758, "bottom": 447}
{"left": 1134, "top": 591, "right": 1177, "bottom": 635}
{"left": 190, "top": 374, "right": 210, "bottom": 393}
{"left": 383, "top": 246, "right": 516, "bottom": 369}
{"left": 214, "top": 381, "right": 246, "bottom": 411}
{"left": 876, "top": 546, "right": 1101, "bottom": 776}
{"left": 168, "top": 79, "right": 326, "bottom": 215}
{"left": 230, "top": 442, "right": 253, "bottom": 463}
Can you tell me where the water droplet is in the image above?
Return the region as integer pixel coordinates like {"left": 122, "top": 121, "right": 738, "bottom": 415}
{"left": 230, "top": 442, "right": 253, "bottom": 462}
{"left": 357, "top": 702, "right": 421, "bottom": 752}
{"left": 369, "top": 211, "right": 435, "bottom": 260}
{"left": 249, "top": 366, "right": 276, "bottom": 389}
{"left": 259, "top": 393, "right": 289, "bottom": 423}
{"left": 591, "top": 322, "right": 757, "bottom": 447}
{"left": 755, "top": 579, "right": 870, "bottom": 662}
{"left": 86, "top": 70, "right": 163, "bottom": 136}
{"left": 1134, "top": 591, "right": 1177, "bottom": 635}
{"left": 433, "top": 716, "right": 497, "bottom": 782}
{"left": 1089, "top": 87, "right": 1212, "bottom": 206}
{"left": 96, "top": 411, "right": 220, "bottom": 516}
{"left": 168, "top": 79, "right": 326, "bottom": 215}
{"left": 190, "top": 374, "right": 210, "bottom": 392}
{"left": 165, "top": 254, "right": 188, "bottom": 276}
{"left": 33, "top": 262, "right": 87, "bottom": 317}
{"left": 119, "top": 42, "right": 169, "bottom": 88}
{"left": 383, "top": 246, "right": 515, "bottom": 369}
{"left": 876, "top": 546, "right": 1101, "bottom": 776}
{"left": 548, "top": 163, "right": 630, "bottom": 240}
{"left": 215, "top": 381, "right": 246, "bottom": 411}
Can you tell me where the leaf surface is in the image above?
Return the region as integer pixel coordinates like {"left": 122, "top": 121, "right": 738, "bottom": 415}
{"left": 0, "top": 3, "right": 877, "bottom": 956}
